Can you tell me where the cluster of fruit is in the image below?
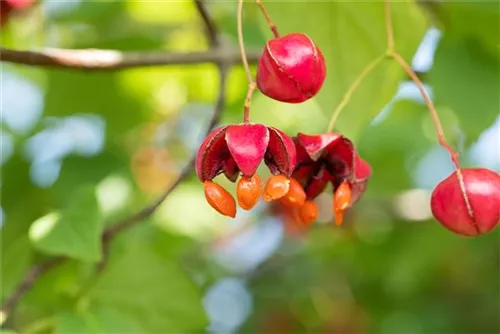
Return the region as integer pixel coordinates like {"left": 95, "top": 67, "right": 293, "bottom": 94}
{"left": 195, "top": 4, "right": 500, "bottom": 237}
{"left": 0, "top": 0, "right": 34, "bottom": 27}
{"left": 196, "top": 31, "right": 364, "bottom": 227}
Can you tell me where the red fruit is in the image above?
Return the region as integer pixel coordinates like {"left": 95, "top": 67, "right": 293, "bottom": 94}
{"left": 256, "top": 33, "right": 326, "bottom": 103}
{"left": 431, "top": 168, "right": 500, "bottom": 236}
{"left": 196, "top": 123, "right": 296, "bottom": 182}
{"left": 7, "top": 0, "right": 34, "bottom": 10}
{"left": 195, "top": 123, "right": 296, "bottom": 216}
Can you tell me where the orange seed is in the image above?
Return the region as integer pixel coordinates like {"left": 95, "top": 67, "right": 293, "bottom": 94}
{"left": 299, "top": 201, "right": 318, "bottom": 225}
{"left": 204, "top": 181, "right": 237, "bottom": 218}
{"left": 237, "top": 174, "right": 262, "bottom": 210}
{"left": 280, "top": 178, "right": 306, "bottom": 207}
{"left": 262, "top": 175, "right": 290, "bottom": 202}
{"left": 333, "top": 181, "right": 352, "bottom": 225}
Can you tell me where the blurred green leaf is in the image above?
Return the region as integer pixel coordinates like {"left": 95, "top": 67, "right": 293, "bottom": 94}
{"left": 358, "top": 99, "right": 432, "bottom": 196}
{"left": 431, "top": 1, "right": 500, "bottom": 59}
{"left": 429, "top": 37, "right": 500, "bottom": 144}
{"left": 29, "top": 187, "right": 102, "bottom": 262}
{"left": 87, "top": 226, "right": 207, "bottom": 333}
{"left": 55, "top": 306, "right": 142, "bottom": 334}
{"left": 257, "top": 1, "right": 427, "bottom": 140}
{"left": 0, "top": 235, "right": 32, "bottom": 300}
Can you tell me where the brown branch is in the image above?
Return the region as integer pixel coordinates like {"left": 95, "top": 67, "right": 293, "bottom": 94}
{"left": 0, "top": 65, "right": 229, "bottom": 325}
{"left": 194, "top": 0, "right": 220, "bottom": 47}
{"left": 0, "top": 4, "right": 231, "bottom": 322}
{"left": 98, "top": 63, "right": 229, "bottom": 269}
{"left": 0, "top": 257, "right": 64, "bottom": 326}
{"left": 0, "top": 47, "right": 261, "bottom": 70}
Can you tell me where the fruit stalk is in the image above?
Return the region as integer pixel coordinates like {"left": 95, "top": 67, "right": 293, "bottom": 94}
{"left": 255, "top": 0, "right": 280, "bottom": 38}
{"left": 237, "top": 0, "right": 257, "bottom": 123}
{"left": 384, "top": 0, "right": 460, "bottom": 170}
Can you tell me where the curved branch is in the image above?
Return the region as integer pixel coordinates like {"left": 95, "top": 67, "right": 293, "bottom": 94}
{"left": 194, "top": 0, "right": 220, "bottom": 47}
{"left": 0, "top": 47, "right": 260, "bottom": 70}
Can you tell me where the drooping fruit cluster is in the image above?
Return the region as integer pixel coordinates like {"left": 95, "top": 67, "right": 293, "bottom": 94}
{"left": 196, "top": 123, "right": 296, "bottom": 218}
{"left": 0, "top": 0, "right": 34, "bottom": 27}
{"left": 195, "top": 5, "right": 368, "bottom": 228}
{"left": 195, "top": 124, "right": 373, "bottom": 227}
{"left": 256, "top": 32, "right": 326, "bottom": 103}
{"left": 431, "top": 168, "right": 500, "bottom": 237}
{"left": 280, "top": 133, "right": 372, "bottom": 226}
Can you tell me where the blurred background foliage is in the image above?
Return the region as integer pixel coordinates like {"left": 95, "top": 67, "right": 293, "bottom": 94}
{"left": 1, "top": 1, "right": 499, "bottom": 333}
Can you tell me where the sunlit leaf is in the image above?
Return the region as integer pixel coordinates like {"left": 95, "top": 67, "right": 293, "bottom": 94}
{"left": 29, "top": 187, "right": 102, "bottom": 262}
{"left": 55, "top": 306, "right": 143, "bottom": 334}
{"left": 429, "top": 38, "right": 500, "bottom": 144}
{"left": 257, "top": 1, "right": 427, "bottom": 140}
{"left": 87, "top": 226, "right": 207, "bottom": 333}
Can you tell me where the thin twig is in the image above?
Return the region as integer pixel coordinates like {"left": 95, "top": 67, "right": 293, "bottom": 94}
{"left": 101, "top": 64, "right": 229, "bottom": 246}
{"left": 0, "top": 47, "right": 260, "bottom": 70}
{"left": 0, "top": 66, "right": 230, "bottom": 323}
{"left": 327, "top": 54, "right": 386, "bottom": 132}
{"left": 194, "top": 0, "right": 220, "bottom": 47}
{"left": 0, "top": 257, "right": 64, "bottom": 326}
{"left": 0, "top": 4, "right": 231, "bottom": 323}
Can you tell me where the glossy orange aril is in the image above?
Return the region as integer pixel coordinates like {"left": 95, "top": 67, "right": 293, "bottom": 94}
{"left": 204, "top": 181, "right": 237, "bottom": 218}
{"left": 299, "top": 200, "right": 318, "bottom": 225}
{"left": 280, "top": 177, "right": 306, "bottom": 207}
{"left": 262, "top": 175, "right": 291, "bottom": 202}
{"left": 237, "top": 174, "right": 262, "bottom": 210}
{"left": 333, "top": 181, "right": 352, "bottom": 225}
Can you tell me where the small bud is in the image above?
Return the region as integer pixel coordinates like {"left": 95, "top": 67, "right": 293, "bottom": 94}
{"left": 237, "top": 174, "right": 262, "bottom": 210}
{"left": 299, "top": 201, "right": 318, "bottom": 225}
{"left": 257, "top": 33, "right": 326, "bottom": 103}
{"left": 333, "top": 181, "right": 352, "bottom": 225}
{"left": 263, "top": 175, "right": 290, "bottom": 202}
{"left": 280, "top": 178, "right": 306, "bottom": 207}
{"left": 204, "top": 181, "right": 237, "bottom": 218}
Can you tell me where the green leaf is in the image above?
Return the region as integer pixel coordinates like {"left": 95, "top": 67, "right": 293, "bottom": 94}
{"left": 357, "top": 99, "right": 433, "bottom": 196}
{"left": 429, "top": 1, "right": 500, "bottom": 59}
{"left": 55, "top": 306, "right": 143, "bottom": 334}
{"left": 0, "top": 235, "right": 33, "bottom": 300}
{"left": 87, "top": 227, "right": 207, "bottom": 333}
{"left": 257, "top": 1, "right": 427, "bottom": 140}
{"left": 429, "top": 37, "right": 500, "bottom": 144}
{"left": 29, "top": 187, "right": 102, "bottom": 262}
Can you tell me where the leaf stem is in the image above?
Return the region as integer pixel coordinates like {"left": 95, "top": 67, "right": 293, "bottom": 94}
{"left": 238, "top": 0, "right": 257, "bottom": 123}
{"left": 384, "top": 0, "right": 395, "bottom": 53}
{"left": 255, "top": 0, "right": 280, "bottom": 38}
{"left": 327, "top": 54, "right": 386, "bottom": 133}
